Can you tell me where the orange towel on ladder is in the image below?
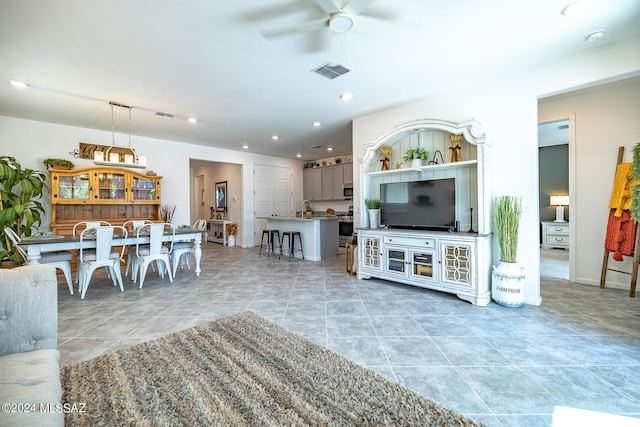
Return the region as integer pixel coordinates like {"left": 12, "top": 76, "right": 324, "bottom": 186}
{"left": 605, "top": 209, "right": 636, "bottom": 261}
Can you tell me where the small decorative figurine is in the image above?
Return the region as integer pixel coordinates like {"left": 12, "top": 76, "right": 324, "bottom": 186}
{"left": 449, "top": 134, "right": 463, "bottom": 162}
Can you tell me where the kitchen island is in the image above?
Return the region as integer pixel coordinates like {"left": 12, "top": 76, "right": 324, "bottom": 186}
{"left": 259, "top": 216, "right": 339, "bottom": 261}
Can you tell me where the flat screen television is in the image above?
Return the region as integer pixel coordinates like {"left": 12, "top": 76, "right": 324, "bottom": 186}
{"left": 380, "top": 178, "right": 456, "bottom": 231}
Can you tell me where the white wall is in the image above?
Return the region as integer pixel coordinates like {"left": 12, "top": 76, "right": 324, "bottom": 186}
{"left": 539, "top": 77, "right": 640, "bottom": 289}
{"left": 352, "top": 34, "right": 640, "bottom": 306}
{"left": 0, "top": 116, "right": 304, "bottom": 248}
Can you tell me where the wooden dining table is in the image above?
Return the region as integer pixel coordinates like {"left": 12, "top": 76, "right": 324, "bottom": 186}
{"left": 18, "top": 227, "right": 206, "bottom": 276}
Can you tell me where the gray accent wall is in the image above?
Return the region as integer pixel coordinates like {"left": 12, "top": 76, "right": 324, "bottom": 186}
{"left": 539, "top": 144, "right": 569, "bottom": 223}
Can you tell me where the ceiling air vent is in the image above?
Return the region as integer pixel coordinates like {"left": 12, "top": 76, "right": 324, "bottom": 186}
{"left": 558, "top": 124, "right": 569, "bottom": 130}
{"left": 312, "top": 63, "right": 351, "bottom": 80}
{"left": 310, "top": 145, "right": 323, "bottom": 149}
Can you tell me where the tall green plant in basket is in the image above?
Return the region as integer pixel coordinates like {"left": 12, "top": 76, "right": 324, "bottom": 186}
{"left": 493, "top": 195, "right": 522, "bottom": 263}
{"left": 491, "top": 195, "right": 525, "bottom": 307}
{"left": 631, "top": 142, "right": 640, "bottom": 222}
{"left": 0, "top": 156, "right": 49, "bottom": 264}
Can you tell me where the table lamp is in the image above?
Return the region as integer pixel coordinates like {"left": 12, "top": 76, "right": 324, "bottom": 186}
{"left": 550, "top": 195, "right": 569, "bottom": 222}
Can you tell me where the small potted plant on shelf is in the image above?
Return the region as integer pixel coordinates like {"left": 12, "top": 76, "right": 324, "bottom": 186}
{"left": 402, "top": 147, "right": 430, "bottom": 168}
{"left": 491, "top": 195, "right": 525, "bottom": 307}
{"left": 42, "top": 158, "right": 74, "bottom": 170}
{"left": 364, "top": 198, "right": 381, "bottom": 228}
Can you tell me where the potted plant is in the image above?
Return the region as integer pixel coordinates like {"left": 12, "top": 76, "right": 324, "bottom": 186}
{"left": 364, "top": 198, "right": 381, "bottom": 228}
{"left": 42, "top": 158, "right": 74, "bottom": 170}
{"left": 491, "top": 195, "right": 525, "bottom": 307}
{"left": 402, "top": 147, "right": 430, "bottom": 168}
{"left": 0, "top": 156, "right": 49, "bottom": 266}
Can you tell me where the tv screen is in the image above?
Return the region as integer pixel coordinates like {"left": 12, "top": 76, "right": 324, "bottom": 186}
{"left": 380, "top": 178, "right": 455, "bottom": 231}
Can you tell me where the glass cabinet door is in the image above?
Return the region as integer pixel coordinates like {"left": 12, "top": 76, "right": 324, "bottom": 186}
{"left": 132, "top": 177, "right": 158, "bottom": 201}
{"left": 411, "top": 251, "right": 435, "bottom": 280}
{"left": 58, "top": 174, "right": 90, "bottom": 199}
{"left": 96, "top": 172, "right": 126, "bottom": 200}
{"left": 386, "top": 247, "right": 407, "bottom": 274}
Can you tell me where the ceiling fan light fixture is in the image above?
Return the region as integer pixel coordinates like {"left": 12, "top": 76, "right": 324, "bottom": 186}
{"left": 329, "top": 12, "right": 354, "bottom": 33}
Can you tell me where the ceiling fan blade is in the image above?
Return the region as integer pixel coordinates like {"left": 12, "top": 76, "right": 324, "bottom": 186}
{"left": 354, "top": 14, "right": 406, "bottom": 37}
{"left": 344, "top": 0, "right": 378, "bottom": 15}
{"left": 313, "top": 0, "right": 341, "bottom": 14}
{"left": 260, "top": 18, "right": 329, "bottom": 39}
{"left": 245, "top": 0, "right": 315, "bottom": 22}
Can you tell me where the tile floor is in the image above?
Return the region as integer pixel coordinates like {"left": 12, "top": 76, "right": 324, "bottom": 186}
{"left": 57, "top": 242, "right": 640, "bottom": 426}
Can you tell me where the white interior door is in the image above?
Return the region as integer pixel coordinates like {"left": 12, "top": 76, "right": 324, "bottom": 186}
{"left": 253, "top": 165, "right": 292, "bottom": 246}
{"left": 253, "top": 165, "right": 274, "bottom": 246}
{"left": 274, "top": 167, "right": 292, "bottom": 217}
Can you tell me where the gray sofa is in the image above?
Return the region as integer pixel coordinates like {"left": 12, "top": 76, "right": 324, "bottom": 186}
{"left": 0, "top": 264, "right": 63, "bottom": 427}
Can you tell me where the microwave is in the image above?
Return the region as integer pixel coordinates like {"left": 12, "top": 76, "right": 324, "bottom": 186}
{"left": 343, "top": 184, "right": 353, "bottom": 199}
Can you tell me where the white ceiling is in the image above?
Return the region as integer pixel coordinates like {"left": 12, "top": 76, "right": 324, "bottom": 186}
{"left": 1, "top": 0, "right": 639, "bottom": 160}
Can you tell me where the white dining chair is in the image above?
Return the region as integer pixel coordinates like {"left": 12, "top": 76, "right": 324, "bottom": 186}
{"left": 72, "top": 220, "right": 112, "bottom": 237}
{"left": 171, "top": 219, "right": 207, "bottom": 276}
{"left": 78, "top": 225, "right": 127, "bottom": 299}
{"left": 4, "top": 227, "right": 74, "bottom": 295}
{"left": 72, "top": 220, "right": 113, "bottom": 283}
{"left": 131, "top": 223, "right": 174, "bottom": 289}
{"left": 122, "top": 219, "right": 154, "bottom": 277}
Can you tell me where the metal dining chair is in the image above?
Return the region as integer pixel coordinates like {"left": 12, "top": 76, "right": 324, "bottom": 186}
{"left": 131, "top": 223, "right": 175, "bottom": 289}
{"left": 72, "top": 220, "right": 112, "bottom": 283}
{"left": 77, "top": 225, "right": 127, "bottom": 299}
{"left": 170, "top": 219, "right": 207, "bottom": 276}
{"left": 122, "top": 220, "right": 154, "bottom": 277}
{"left": 4, "top": 227, "right": 74, "bottom": 295}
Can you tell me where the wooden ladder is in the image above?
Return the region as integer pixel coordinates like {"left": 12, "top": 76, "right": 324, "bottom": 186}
{"left": 599, "top": 146, "right": 640, "bottom": 297}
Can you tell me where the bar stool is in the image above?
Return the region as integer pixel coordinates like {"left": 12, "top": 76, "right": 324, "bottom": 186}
{"left": 279, "top": 231, "right": 304, "bottom": 261}
{"left": 259, "top": 229, "right": 280, "bottom": 255}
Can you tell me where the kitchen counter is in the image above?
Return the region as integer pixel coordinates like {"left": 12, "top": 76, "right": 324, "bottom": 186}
{"left": 258, "top": 216, "right": 339, "bottom": 261}
{"left": 259, "top": 216, "right": 339, "bottom": 222}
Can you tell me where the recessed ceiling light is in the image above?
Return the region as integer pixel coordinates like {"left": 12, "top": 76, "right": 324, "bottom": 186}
{"left": 296, "top": 153, "right": 302, "bottom": 158}
{"left": 561, "top": 0, "right": 587, "bottom": 16}
{"left": 272, "top": 135, "right": 279, "bottom": 140}
{"left": 585, "top": 30, "right": 605, "bottom": 42}
{"left": 327, "top": 146, "right": 334, "bottom": 151}
{"left": 312, "top": 121, "right": 321, "bottom": 127}
{"left": 242, "top": 144, "right": 249, "bottom": 149}
{"left": 9, "top": 79, "right": 30, "bottom": 88}
{"left": 340, "top": 93, "right": 353, "bottom": 102}
{"left": 187, "top": 117, "right": 197, "bottom": 124}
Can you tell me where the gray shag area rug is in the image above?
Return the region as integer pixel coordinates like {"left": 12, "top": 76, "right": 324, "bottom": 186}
{"left": 62, "top": 311, "right": 482, "bottom": 426}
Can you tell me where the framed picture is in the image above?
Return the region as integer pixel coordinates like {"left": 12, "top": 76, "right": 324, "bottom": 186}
{"left": 215, "top": 181, "right": 227, "bottom": 212}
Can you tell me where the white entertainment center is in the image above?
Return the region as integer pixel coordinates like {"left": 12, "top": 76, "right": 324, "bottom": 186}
{"left": 357, "top": 119, "right": 493, "bottom": 306}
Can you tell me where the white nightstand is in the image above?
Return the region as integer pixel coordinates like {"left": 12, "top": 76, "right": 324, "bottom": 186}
{"left": 541, "top": 221, "right": 569, "bottom": 250}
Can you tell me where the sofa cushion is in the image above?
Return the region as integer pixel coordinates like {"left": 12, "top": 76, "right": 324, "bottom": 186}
{"left": 0, "top": 265, "right": 58, "bottom": 356}
{"left": 0, "top": 349, "right": 63, "bottom": 426}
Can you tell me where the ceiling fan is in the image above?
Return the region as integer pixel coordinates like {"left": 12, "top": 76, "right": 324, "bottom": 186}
{"left": 257, "top": 0, "right": 398, "bottom": 42}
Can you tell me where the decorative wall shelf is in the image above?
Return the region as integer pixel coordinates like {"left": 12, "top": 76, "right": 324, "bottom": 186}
{"left": 366, "top": 159, "right": 477, "bottom": 177}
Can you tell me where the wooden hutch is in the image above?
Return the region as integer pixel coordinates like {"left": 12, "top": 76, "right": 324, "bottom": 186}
{"left": 49, "top": 166, "right": 162, "bottom": 235}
